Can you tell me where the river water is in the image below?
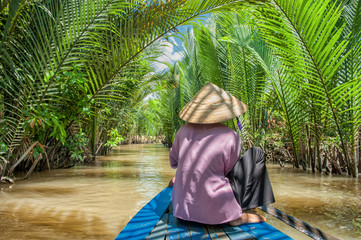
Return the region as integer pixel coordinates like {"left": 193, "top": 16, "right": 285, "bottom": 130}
{"left": 0, "top": 144, "right": 360, "bottom": 240}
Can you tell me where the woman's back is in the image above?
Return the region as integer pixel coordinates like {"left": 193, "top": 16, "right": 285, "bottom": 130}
{"left": 169, "top": 123, "right": 243, "bottom": 225}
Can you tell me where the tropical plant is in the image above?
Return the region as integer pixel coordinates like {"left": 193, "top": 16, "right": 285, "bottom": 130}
{"left": 337, "top": 0, "right": 361, "bottom": 177}
{"left": 64, "top": 130, "right": 88, "bottom": 164}
{"left": 156, "top": 11, "right": 275, "bottom": 152}
{"left": 2, "top": 0, "right": 263, "bottom": 178}
{"left": 0, "top": 141, "right": 8, "bottom": 177}
{"left": 213, "top": 12, "right": 274, "bottom": 150}
{"left": 271, "top": 69, "right": 306, "bottom": 168}
{"left": 255, "top": 0, "right": 360, "bottom": 176}
{"left": 104, "top": 128, "right": 124, "bottom": 148}
{"left": 1, "top": 0, "right": 359, "bottom": 179}
{"left": 154, "top": 0, "right": 360, "bottom": 177}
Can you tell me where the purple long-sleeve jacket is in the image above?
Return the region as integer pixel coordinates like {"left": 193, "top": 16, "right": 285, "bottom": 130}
{"left": 169, "top": 123, "right": 242, "bottom": 224}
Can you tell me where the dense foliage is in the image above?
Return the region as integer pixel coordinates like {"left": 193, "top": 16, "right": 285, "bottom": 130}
{"left": 0, "top": 0, "right": 360, "bottom": 180}
{"left": 148, "top": 0, "right": 361, "bottom": 177}
{"left": 1, "top": 0, "right": 257, "bottom": 180}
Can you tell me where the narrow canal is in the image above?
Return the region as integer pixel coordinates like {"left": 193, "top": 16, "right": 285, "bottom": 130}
{"left": 0, "top": 144, "right": 360, "bottom": 240}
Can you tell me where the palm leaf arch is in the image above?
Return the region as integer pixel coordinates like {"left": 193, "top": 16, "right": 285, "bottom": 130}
{"left": 0, "top": 0, "right": 264, "bottom": 156}
{"left": 1, "top": 0, "right": 360, "bottom": 177}
{"left": 157, "top": 10, "right": 274, "bottom": 151}
{"left": 158, "top": 0, "right": 359, "bottom": 175}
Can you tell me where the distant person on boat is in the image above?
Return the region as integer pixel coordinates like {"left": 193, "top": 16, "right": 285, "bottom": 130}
{"left": 169, "top": 83, "right": 275, "bottom": 226}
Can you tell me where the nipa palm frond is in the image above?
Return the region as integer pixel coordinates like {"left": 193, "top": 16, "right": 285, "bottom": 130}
{"left": 258, "top": 0, "right": 355, "bottom": 174}
{"left": 0, "top": 0, "right": 259, "bottom": 156}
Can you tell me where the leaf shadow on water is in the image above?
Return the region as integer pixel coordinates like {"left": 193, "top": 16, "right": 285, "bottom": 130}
{"left": 0, "top": 202, "right": 114, "bottom": 240}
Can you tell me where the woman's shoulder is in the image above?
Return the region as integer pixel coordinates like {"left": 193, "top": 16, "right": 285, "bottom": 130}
{"left": 215, "top": 123, "right": 238, "bottom": 134}
{"left": 215, "top": 124, "right": 241, "bottom": 142}
{"left": 180, "top": 123, "right": 239, "bottom": 136}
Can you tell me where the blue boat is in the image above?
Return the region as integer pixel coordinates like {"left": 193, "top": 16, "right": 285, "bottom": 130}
{"left": 115, "top": 187, "right": 293, "bottom": 240}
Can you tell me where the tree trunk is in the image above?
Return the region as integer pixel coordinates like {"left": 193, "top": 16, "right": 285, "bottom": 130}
{"left": 355, "top": 130, "right": 361, "bottom": 173}
{"left": 299, "top": 139, "right": 307, "bottom": 170}
{"left": 306, "top": 124, "right": 311, "bottom": 169}
{"left": 90, "top": 108, "right": 97, "bottom": 161}
{"left": 315, "top": 136, "right": 322, "bottom": 173}
{"left": 329, "top": 146, "right": 342, "bottom": 175}
{"left": 311, "top": 147, "right": 315, "bottom": 173}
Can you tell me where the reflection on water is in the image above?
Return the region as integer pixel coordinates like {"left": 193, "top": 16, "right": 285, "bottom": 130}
{"left": 0, "top": 144, "right": 360, "bottom": 240}
{"left": 266, "top": 166, "right": 361, "bottom": 239}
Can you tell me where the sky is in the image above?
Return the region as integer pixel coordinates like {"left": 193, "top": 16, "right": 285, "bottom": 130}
{"left": 150, "top": 14, "right": 210, "bottom": 72}
{"left": 151, "top": 36, "right": 185, "bottom": 72}
{"left": 151, "top": 23, "right": 199, "bottom": 72}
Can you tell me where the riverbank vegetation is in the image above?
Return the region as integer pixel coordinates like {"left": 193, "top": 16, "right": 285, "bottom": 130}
{"left": 0, "top": 0, "right": 360, "bottom": 181}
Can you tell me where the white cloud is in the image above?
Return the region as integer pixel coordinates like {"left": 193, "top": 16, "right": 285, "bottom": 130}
{"left": 152, "top": 37, "right": 184, "bottom": 72}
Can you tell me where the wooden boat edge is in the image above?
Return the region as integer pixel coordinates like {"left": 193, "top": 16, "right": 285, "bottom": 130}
{"left": 115, "top": 187, "right": 293, "bottom": 240}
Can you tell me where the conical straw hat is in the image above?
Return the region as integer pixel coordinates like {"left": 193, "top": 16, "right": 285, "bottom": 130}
{"left": 179, "top": 83, "right": 247, "bottom": 124}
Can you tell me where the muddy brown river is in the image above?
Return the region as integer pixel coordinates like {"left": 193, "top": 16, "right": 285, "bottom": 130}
{"left": 0, "top": 144, "right": 360, "bottom": 239}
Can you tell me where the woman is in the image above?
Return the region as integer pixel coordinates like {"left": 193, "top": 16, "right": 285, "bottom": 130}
{"left": 169, "top": 83, "right": 274, "bottom": 225}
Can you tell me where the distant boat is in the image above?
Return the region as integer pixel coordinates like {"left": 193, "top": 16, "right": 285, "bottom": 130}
{"left": 115, "top": 187, "right": 293, "bottom": 240}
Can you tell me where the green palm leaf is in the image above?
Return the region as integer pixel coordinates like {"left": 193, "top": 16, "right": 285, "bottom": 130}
{"left": 258, "top": 0, "right": 356, "bottom": 175}
{"left": 272, "top": 68, "right": 306, "bottom": 167}
{"left": 215, "top": 12, "right": 273, "bottom": 147}
{"left": 1, "top": 0, "right": 260, "bottom": 160}
{"left": 338, "top": 0, "right": 361, "bottom": 176}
